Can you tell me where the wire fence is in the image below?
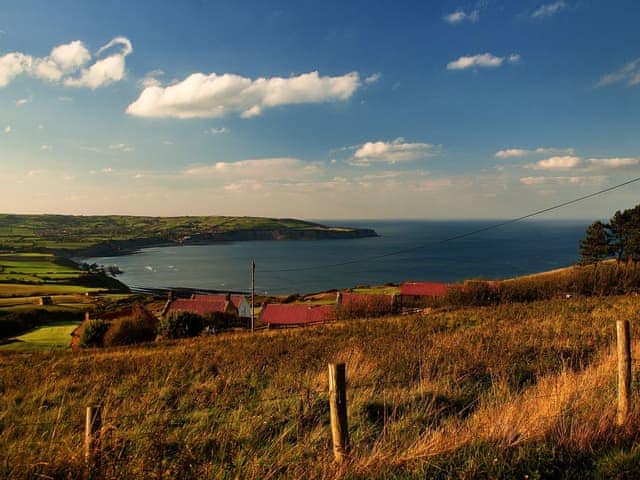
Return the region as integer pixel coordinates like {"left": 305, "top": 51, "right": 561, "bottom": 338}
{"left": 1, "top": 321, "right": 638, "bottom": 476}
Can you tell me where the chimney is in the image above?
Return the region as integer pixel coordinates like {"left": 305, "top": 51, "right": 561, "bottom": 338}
{"left": 225, "top": 292, "right": 231, "bottom": 302}
{"left": 167, "top": 290, "right": 173, "bottom": 301}
{"left": 336, "top": 292, "right": 343, "bottom": 304}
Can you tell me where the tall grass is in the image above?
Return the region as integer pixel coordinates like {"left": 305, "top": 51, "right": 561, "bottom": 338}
{"left": 1, "top": 295, "right": 639, "bottom": 478}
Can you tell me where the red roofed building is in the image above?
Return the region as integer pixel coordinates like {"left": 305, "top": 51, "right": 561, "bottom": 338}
{"left": 190, "top": 294, "right": 251, "bottom": 319}
{"left": 260, "top": 303, "right": 335, "bottom": 328}
{"left": 400, "top": 282, "right": 449, "bottom": 297}
{"left": 164, "top": 293, "right": 239, "bottom": 318}
{"left": 336, "top": 292, "right": 397, "bottom": 318}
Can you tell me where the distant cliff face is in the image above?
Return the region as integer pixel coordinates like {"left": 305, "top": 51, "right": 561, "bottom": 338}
{"left": 192, "top": 228, "right": 378, "bottom": 242}
{"left": 73, "top": 227, "right": 378, "bottom": 257}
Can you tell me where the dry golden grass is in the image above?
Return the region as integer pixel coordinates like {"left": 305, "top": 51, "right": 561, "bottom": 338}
{"left": 1, "top": 295, "right": 640, "bottom": 478}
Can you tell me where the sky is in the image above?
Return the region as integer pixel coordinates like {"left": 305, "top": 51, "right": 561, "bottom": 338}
{"left": 1, "top": 0, "right": 639, "bottom": 220}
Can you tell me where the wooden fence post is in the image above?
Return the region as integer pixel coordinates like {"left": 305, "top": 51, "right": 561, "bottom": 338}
{"left": 616, "top": 320, "right": 632, "bottom": 426}
{"left": 328, "top": 363, "right": 349, "bottom": 463}
{"left": 85, "top": 405, "right": 102, "bottom": 476}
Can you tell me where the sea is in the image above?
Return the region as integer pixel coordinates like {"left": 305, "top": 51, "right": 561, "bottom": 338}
{"left": 83, "top": 220, "right": 589, "bottom": 295}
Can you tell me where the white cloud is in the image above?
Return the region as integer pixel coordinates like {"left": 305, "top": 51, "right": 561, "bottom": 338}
{"left": 0, "top": 52, "right": 32, "bottom": 87}
{"left": 184, "top": 157, "right": 321, "bottom": 181}
{"left": 108, "top": 143, "right": 135, "bottom": 152}
{"left": 531, "top": 155, "right": 582, "bottom": 170}
{"left": 446, "top": 52, "right": 520, "bottom": 70}
{"left": 126, "top": 70, "right": 361, "bottom": 119}
{"left": 587, "top": 157, "right": 640, "bottom": 169}
{"left": 0, "top": 37, "right": 130, "bottom": 89}
{"left": 444, "top": 9, "right": 479, "bottom": 24}
{"left": 352, "top": 138, "right": 439, "bottom": 165}
{"left": 205, "top": 127, "right": 229, "bottom": 135}
{"left": 495, "top": 147, "right": 575, "bottom": 158}
{"left": 40, "top": 144, "right": 52, "bottom": 150}
{"left": 15, "top": 97, "right": 30, "bottom": 106}
{"left": 531, "top": 1, "right": 567, "bottom": 19}
{"left": 364, "top": 72, "right": 382, "bottom": 84}
{"left": 4, "top": 125, "right": 11, "bottom": 134}
{"left": 65, "top": 37, "right": 132, "bottom": 89}
{"left": 520, "top": 175, "right": 605, "bottom": 186}
{"left": 596, "top": 58, "right": 640, "bottom": 88}
{"left": 50, "top": 40, "right": 91, "bottom": 72}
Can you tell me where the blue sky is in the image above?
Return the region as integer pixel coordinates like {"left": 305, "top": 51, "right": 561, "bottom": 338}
{"left": 1, "top": 0, "right": 639, "bottom": 219}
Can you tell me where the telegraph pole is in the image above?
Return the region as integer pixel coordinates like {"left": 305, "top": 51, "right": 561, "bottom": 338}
{"left": 251, "top": 260, "right": 255, "bottom": 333}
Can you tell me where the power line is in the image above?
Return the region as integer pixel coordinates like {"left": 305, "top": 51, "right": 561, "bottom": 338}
{"left": 259, "top": 175, "right": 640, "bottom": 273}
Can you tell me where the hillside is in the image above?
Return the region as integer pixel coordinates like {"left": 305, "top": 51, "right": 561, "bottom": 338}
{"left": 0, "top": 214, "right": 377, "bottom": 255}
{"left": 1, "top": 295, "right": 639, "bottom": 479}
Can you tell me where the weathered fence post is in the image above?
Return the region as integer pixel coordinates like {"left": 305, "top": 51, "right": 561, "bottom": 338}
{"left": 85, "top": 405, "right": 102, "bottom": 476}
{"left": 328, "top": 363, "right": 349, "bottom": 463}
{"left": 616, "top": 320, "right": 632, "bottom": 426}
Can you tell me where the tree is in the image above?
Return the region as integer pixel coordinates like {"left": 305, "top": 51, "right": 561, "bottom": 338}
{"left": 609, "top": 205, "right": 640, "bottom": 262}
{"left": 579, "top": 220, "right": 613, "bottom": 264}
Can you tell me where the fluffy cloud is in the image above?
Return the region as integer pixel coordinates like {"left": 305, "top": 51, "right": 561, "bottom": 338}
{"left": 50, "top": 40, "right": 91, "bottom": 72}
{"left": 531, "top": 155, "right": 582, "bottom": 170}
{"left": 126, "top": 70, "right": 360, "bottom": 119}
{"left": 446, "top": 52, "right": 520, "bottom": 70}
{"left": 64, "top": 37, "right": 132, "bottom": 89}
{"left": 352, "top": 138, "right": 439, "bottom": 165}
{"left": 0, "top": 37, "right": 131, "bottom": 89}
{"left": 530, "top": 155, "right": 640, "bottom": 171}
{"left": 596, "top": 58, "right": 640, "bottom": 88}
{"left": 444, "top": 9, "right": 479, "bottom": 24}
{"left": 495, "top": 147, "right": 575, "bottom": 158}
{"left": 531, "top": 1, "right": 567, "bottom": 19}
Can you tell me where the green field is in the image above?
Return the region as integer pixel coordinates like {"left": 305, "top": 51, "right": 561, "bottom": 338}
{"left": 0, "top": 214, "right": 366, "bottom": 252}
{"left": 0, "top": 320, "right": 79, "bottom": 351}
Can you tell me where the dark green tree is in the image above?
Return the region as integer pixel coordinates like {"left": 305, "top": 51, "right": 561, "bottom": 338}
{"left": 609, "top": 205, "right": 640, "bottom": 261}
{"left": 579, "top": 221, "right": 613, "bottom": 264}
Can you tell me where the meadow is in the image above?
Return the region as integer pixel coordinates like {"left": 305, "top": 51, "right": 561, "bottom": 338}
{"left": 1, "top": 295, "right": 639, "bottom": 479}
{"left": 0, "top": 214, "right": 371, "bottom": 253}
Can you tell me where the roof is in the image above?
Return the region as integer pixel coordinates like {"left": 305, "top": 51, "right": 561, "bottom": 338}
{"left": 399, "top": 282, "right": 449, "bottom": 297}
{"left": 191, "top": 294, "right": 247, "bottom": 309}
{"left": 166, "top": 297, "right": 233, "bottom": 316}
{"left": 339, "top": 292, "right": 396, "bottom": 307}
{"left": 260, "top": 304, "right": 335, "bottom": 326}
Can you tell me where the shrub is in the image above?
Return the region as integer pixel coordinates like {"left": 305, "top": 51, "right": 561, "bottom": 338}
{"left": 158, "top": 311, "right": 204, "bottom": 339}
{"left": 103, "top": 316, "right": 156, "bottom": 347}
{"left": 80, "top": 319, "right": 110, "bottom": 348}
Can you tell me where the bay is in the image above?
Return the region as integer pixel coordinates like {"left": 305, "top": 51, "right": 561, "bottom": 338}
{"left": 84, "top": 219, "right": 589, "bottom": 295}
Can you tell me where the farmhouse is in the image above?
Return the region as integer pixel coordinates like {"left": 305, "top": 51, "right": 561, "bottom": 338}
{"left": 191, "top": 294, "right": 252, "bottom": 319}
{"left": 260, "top": 303, "right": 335, "bottom": 328}
{"left": 165, "top": 294, "right": 239, "bottom": 318}
{"left": 336, "top": 292, "right": 398, "bottom": 317}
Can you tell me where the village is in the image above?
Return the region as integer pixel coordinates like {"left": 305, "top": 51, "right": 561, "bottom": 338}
{"left": 69, "top": 280, "right": 457, "bottom": 349}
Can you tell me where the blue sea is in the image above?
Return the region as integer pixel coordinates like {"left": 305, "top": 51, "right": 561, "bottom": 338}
{"left": 84, "top": 220, "right": 589, "bottom": 295}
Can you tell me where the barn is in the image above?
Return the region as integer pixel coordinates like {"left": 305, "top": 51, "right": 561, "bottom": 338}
{"left": 259, "top": 303, "right": 335, "bottom": 328}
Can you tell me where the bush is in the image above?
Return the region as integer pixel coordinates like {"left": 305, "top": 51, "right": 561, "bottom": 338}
{"left": 158, "top": 311, "right": 204, "bottom": 339}
{"left": 80, "top": 319, "right": 110, "bottom": 348}
{"left": 103, "top": 316, "right": 156, "bottom": 347}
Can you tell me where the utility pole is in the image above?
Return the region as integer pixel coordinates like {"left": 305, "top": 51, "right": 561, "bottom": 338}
{"left": 251, "top": 260, "right": 255, "bottom": 333}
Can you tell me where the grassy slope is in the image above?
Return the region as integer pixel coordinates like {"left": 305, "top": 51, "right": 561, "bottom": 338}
{"left": 0, "top": 320, "right": 80, "bottom": 351}
{"left": 0, "top": 252, "right": 126, "bottom": 300}
{"left": 0, "top": 214, "right": 354, "bottom": 251}
{"left": 1, "top": 295, "right": 639, "bottom": 479}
